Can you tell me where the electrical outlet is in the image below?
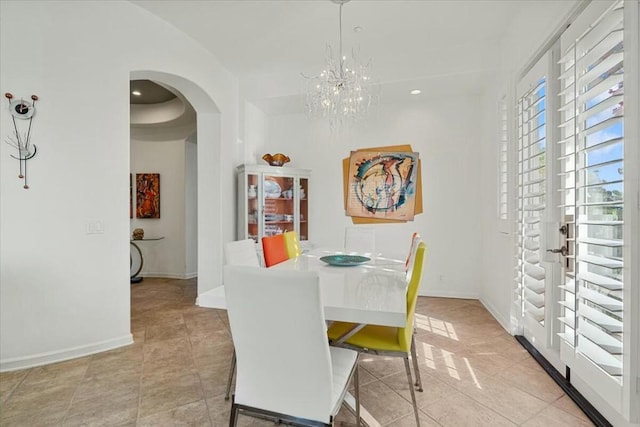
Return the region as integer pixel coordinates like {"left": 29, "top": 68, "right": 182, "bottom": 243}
{"left": 85, "top": 219, "right": 104, "bottom": 234}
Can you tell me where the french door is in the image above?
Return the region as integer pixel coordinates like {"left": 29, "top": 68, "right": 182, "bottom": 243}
{"left": 515, "top": 1, "right": 637, "bottom": 423}
{"left": 516, "top": 49, "right": 565, "bottom": 371}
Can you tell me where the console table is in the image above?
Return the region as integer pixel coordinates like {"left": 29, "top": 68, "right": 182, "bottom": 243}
{"left": 130, "top": 237, "right": 164, "bottom": 283}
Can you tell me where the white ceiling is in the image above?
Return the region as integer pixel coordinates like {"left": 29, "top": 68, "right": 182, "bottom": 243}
{"left": 131, "top": 0, "right": 525, "bottom": 113}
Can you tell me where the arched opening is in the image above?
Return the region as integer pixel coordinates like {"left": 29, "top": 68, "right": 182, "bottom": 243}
{"left": 129, "top": 70, "right": 223, "bottom": 299}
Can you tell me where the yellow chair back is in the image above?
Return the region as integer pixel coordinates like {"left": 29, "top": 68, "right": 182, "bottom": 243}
{"left": 399, "top": 242, "right": 426, "bottom": 351}
{"left": 283, "top": 231, "right": 302, "bottom": 258}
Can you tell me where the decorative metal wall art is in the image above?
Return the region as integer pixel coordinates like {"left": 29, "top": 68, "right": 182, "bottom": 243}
{"left": 4, "top": 93, "right": 39, "bottom": 189}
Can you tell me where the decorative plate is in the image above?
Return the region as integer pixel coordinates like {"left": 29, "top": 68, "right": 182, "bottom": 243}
{"left": 264, "top": 179, "right": 282, "bottom": 198}
{"left": 320, "top": 254, "right": 371, "bottom": 267}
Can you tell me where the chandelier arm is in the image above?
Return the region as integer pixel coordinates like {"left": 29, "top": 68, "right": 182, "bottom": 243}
{"left": 338, "top": 3, "right": 344, "bottom": 79}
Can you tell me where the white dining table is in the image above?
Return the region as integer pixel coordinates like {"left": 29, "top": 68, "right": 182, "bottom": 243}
{"left": 199, "top": 248, "right": 409, "bottom": 329}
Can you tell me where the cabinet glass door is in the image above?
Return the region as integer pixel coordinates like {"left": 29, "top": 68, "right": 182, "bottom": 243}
{"left": 299, "top": 178, "right": 308, "bottom": 241}
{"left": 246, "top": 174, "right": 259, "bottom": 241}
{"left": 264, "top": 174, "right": 294, "bottom": 237}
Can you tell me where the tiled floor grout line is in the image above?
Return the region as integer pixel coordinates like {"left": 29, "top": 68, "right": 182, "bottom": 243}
{"left": 135, "top": 328, "right": 146, "bottom": 425}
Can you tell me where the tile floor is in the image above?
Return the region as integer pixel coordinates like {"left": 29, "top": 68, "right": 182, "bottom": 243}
{"left": 0, "top": 277, "right": 595, "bottom": 426}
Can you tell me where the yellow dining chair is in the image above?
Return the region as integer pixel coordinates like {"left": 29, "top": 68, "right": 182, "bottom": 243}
{"left": 405, "top": 232, "right": 421, "bottom": 271}
{"left": 327, "top": 241, "right": 426, "bottom": 427}
{"left": 283, "top": 231, "right": 302, "bottom": 258}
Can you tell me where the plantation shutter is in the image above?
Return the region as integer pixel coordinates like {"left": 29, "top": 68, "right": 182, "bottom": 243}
{"left": 557, "top": 0, "right": 624, "bottom": 380}
{"left": 517, "top": 77, "right": 547, "bottom": 325}
{"left": 499, "top": 95, "right": 509, "bottom": 221}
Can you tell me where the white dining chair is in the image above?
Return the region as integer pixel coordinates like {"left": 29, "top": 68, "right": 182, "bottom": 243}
{"left": 344, "top": 226, "right": 376, "bottom": 256}
{"left": 224, "top": 265, "right": 361, "bottom": 426}
{"left": 222, "top": 238, "right": 262, "bottom": 400}
{"left": 224, "top": 238, "right": 261, "bottom": 267}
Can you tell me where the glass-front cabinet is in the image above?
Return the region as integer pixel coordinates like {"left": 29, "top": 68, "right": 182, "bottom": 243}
{"left": 237, "top": 164, "right": 310, "bottom": 244}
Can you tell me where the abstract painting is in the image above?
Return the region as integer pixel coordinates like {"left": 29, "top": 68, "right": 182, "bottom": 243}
{"left": 347, "top": 151, "right": 418, "bottom": 220}
{"left": 136, "top": 173, "right": 160, "bottom": 219}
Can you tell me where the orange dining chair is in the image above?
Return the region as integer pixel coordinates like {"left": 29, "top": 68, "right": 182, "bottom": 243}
{"left": 283, "top": 231, "right": 302, "bottom": 258}
{"left": 262, "top": 234, "right": 289, "bottom": 267}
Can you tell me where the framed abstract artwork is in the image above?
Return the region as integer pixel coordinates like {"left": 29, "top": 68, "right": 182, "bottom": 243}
{"left": 136, "top": 173, "right": 160, "bottom": 219}
{"left": 346, "top": 150, "right": 419, "bottom": 221}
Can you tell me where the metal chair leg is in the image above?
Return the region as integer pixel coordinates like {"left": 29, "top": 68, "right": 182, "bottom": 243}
{"left": 354, "top": 359, "right": 361, "bottom": 427}
{"left": 229, "top": 396, "right": 239, "bottom": 426}
{"left": 410, "top": 335, "right": 423, "bottom": 392}
{"left": 404, "top": 357, "right": 420, "bottom": 427}
{"left": 225, "top": 349, "right": 236, "bottom": 401}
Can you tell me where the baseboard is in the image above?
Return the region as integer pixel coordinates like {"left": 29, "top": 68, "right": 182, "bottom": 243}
{"left": 419, "top": 289, "right": 480, "bottom": 299}
{"left": 0, "top": 334, "right": 133, "bottom": 373}
{"left": 479, "top": 297, "right": 511, "bottom": 333}
{"left": 140, "top": 272, "right": 196, "bottom": 279}
{"left": 196, "top": 286, "right": 227, "bottom": 310}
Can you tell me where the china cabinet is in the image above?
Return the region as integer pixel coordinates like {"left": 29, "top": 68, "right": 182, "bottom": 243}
{"left": 236, "top": 164, "right": 310, "bottom": 244}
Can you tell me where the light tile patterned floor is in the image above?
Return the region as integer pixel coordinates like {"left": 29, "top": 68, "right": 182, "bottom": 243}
{"left": 0, "top": 278, "right": 595, "bottom": 426}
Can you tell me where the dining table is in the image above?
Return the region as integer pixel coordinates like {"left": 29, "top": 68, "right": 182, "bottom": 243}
{"left": 198, "top": 248, "right": 410, "bottom": 427}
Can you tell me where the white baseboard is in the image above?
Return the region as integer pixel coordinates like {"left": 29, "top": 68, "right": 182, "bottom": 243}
{"left": 140, "top": 272, "right": 197, "bottom": 279}
{"left": 0, "top": 334, "right": 133, "bottom": 373}
{"left": 479, "top": 297, "right": 511, "bottom": 333}
{"left": 196, "top": 286, "right": 227, "bottom": 310}
{"left": 419, "top": 289, "right": 480, "bottom": 300}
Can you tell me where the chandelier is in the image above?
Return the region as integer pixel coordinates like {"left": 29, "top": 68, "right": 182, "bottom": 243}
{"left": 304, "top": 0, "right": 376, "bottom": 128}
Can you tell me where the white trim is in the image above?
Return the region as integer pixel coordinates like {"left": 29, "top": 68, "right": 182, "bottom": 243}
{"left": 0, "top": 334, "right": 133, "bottom": 373}
{"left": 622, "top": 0, "right": 640, "bottom": 422}
{"left": 138, "top": 272, "right": 197, "bottom": 279}
{"left": 419, "top": 290, "right": 480, "bottom": 300}
{"left": 480, "top": 297, "right": 511, "bottom": 333}
{"left": 196, "top": 285, "right": 227, "bottom": 310}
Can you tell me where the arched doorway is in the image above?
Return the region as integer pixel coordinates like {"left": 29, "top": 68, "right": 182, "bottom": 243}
{"left": 130, "top": 70, "right": 222, "bottom": 298}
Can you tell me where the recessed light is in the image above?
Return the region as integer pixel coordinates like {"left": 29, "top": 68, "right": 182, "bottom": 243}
{"left": 410, "top": 89, "right": 421, "bottom": 95}
{"left": 132, "top": 90, "right": 141, "bottom": 96}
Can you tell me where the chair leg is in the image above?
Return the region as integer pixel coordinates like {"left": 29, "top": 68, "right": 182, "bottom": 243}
{"left": 225, "top": 349, "right": 236, "bottom": 401}
{"left": 229, "top": 396, "right": 239, "bottom": 427}
{"left": 354, "top": 359, "right": 360, "bottom": 427}
{"left": 404, "top": 357, "right": 420, "bottom": 427}
{"left": 410, "top": 334, "right": 423, "bottom": 392}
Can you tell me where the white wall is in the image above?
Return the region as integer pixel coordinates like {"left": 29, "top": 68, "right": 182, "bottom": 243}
{"left": 260, "top": 95, "right": 483, "bottom": 298}
{"left": 0, "top": 0, "right": 236, "bottom": 371}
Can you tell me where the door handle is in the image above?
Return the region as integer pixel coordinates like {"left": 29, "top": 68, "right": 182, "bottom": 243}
{"left": 547, "top": 246, "right": 568, "bottom": 256}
